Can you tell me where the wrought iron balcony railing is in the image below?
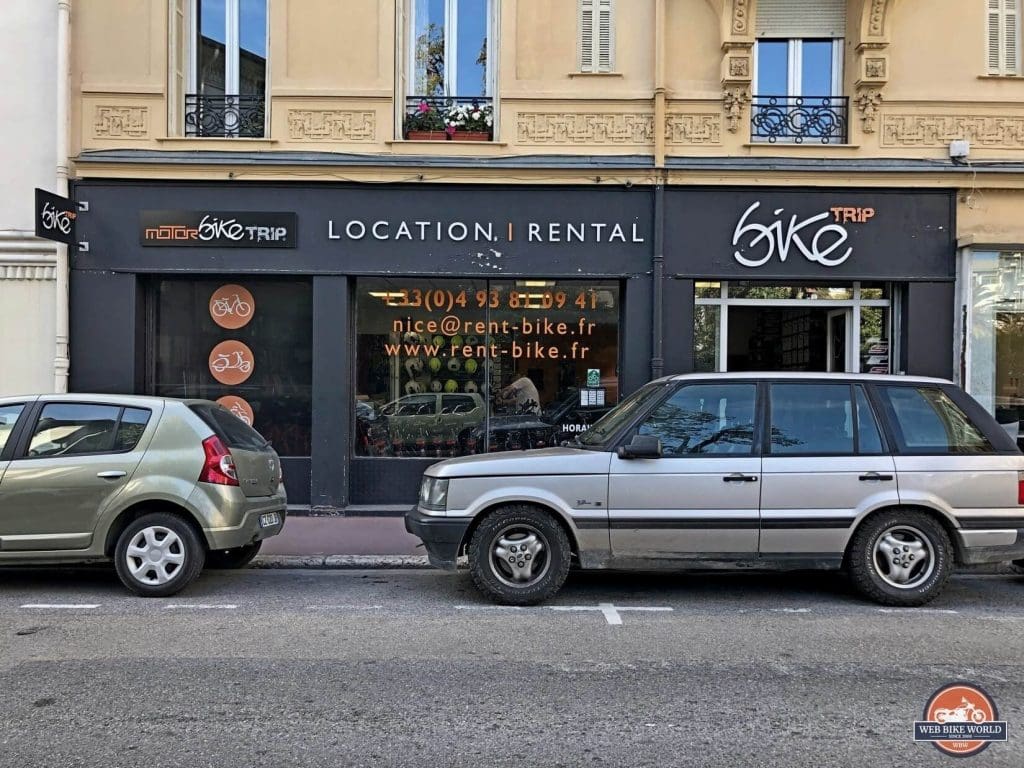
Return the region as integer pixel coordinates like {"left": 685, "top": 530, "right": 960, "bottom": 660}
{"left": 751, "top": 95, "right": 849, "bottom": 144}
{"left": 185, "top": 94, "right": 266, "bottom": 138}
{"left": 403, "top": 95, "right": 494, "bottom": 140}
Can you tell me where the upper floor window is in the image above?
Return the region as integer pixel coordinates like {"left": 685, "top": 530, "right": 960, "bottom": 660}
{"left": 753, "top": 0, "right": 847, "bottom": 144}
{"left": 186, "top": 0, "right": 267, "bottom": 138}
{"left": 579, "top": 0, "right": 614, "bottom": 73}
{"left": 988, "top": 0, "right": 1021, "bottom": 76}
{"left": 402, "top": 0, "right": 496, "bottom": 140}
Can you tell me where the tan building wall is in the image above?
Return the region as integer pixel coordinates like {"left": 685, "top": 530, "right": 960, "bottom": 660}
{"left": 71, "top": 0, "right": 1024, "bottom": 243}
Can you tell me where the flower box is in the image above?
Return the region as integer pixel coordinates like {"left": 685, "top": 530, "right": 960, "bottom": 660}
{"left": 405, "top": 130, "right": 448, "bottom": 141}
{"left": 452, "top": 131, "right": 491, "bottom": 142}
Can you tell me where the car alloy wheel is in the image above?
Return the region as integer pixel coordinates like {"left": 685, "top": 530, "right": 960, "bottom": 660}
{"left": 125, "top": 525, "right": 186, "bottom": 586}
{"left": 488, "top": 523, "right": 551, "bottom": 588}
{"left": 871, "top": 524, "right": 936, "bottom": 590}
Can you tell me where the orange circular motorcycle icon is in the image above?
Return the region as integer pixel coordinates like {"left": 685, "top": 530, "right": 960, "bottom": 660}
{"left": 209, "top": 340, "right": 255, "bottom": 385}
{"left": 924, "top": 683, "right": 998, "bottom": 757}
{"left": 216, "top": 395, "right": 255, "bottom": 426}
{"left": 209, "top": 284, "right": 255, "bottom": 329}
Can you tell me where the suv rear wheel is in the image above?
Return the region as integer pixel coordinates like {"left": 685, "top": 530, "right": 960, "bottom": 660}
{"left": 848, "top": 509, "right": 952, "bottom": 607}
{"left": 114, "top": 512, "right": 206, "bottom": 597}
{"left": 468, "top": 505, "right": 571, "bottom": 605}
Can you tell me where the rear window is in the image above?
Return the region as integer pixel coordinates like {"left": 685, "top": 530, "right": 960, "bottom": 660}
{"left": 192, "top": 404, "right": 268, "bottom": 451}
{"left": 880, "top": 386, "right": 994, "bottom": 454}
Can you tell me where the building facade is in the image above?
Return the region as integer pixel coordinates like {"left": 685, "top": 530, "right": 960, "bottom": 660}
{"left": 1, "top": 1, "right": 62, "bottom": 396}
{"left": 68, "top": 0, "right": 1024, "bottom": 512}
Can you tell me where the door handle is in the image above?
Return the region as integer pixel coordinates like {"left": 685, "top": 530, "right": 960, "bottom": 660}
{"left": 723, "top": 473, "right": 758, "bottom": 483}
{"left": 858, "top": 472, "right": 894, "bottom": 482}
{"left": 96, "top": 470, "right": 127, "bottom": 480}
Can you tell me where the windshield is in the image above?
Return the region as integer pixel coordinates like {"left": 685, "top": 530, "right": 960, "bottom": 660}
{"left": 577, "top": 382, "right": 672, "bottom": 446}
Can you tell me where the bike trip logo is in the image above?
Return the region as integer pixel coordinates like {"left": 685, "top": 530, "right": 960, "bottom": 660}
{"left": 209, "top": 340, "right": 255, "bottom": 386}
{"left": 140, "top": 210, "right": 297, "bottom": 248}
{"left": 209, "top": 284, "right": 255, "bottom": 330}
{"left": 914, "top": 682, "right": 1007, "bottom": 757}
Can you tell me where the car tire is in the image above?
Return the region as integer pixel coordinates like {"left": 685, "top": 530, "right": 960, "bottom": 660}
{"left": 848, "top": 509, "right": 952, "bottom": 607}
{"left": 114, "top": 512, "right": 206, "bottom": 597}
{"left": 206, "top": 541, "right": 262, "bottom": 570}
{"left": 1010, "top": 560, "right": 1024, "bottom": 575}
{"left": 468, "top": 505, "right": 571, "bottom": 606}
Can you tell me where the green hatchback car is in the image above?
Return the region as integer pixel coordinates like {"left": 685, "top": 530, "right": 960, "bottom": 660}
{"left": 0, "top": 394, "right": 287, "bottom": 596}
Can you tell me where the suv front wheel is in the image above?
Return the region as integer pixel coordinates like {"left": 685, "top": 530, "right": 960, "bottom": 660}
{"left": 114, "top": 512, "right": 206, "bottom": 597}
{"left": 848, "top": 510, "right": 952, "bottom": 607}
{"left": 468, "top": 505, "right": 571, "bottom": 605}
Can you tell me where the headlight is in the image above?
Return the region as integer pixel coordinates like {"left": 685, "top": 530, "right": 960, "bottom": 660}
{"left": 419, "top": 476, "right": 449, "bottom": 512}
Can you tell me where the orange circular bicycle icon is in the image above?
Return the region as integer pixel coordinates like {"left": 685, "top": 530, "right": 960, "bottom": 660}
{"left": 209, "top": 284, "right": 255, "bottom": 330}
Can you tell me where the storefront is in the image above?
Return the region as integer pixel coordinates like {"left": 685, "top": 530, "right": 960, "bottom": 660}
{"left": 69, "top": 181, "right": 653, "bottom": 510}
{"left": 69, "top": 181, "right": 955, "bottom": 512}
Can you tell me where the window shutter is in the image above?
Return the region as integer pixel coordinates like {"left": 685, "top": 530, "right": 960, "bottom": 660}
{"left": 580, "top": 0, "right": 613, "bottom": 72}
{"left": 756, "top": 0, "right": 846, "bottom": 38}
{"left": 1006, "top": 0, "right": 1020, "bottom": 73}
{"left": 168, "top": 0, "right": 187, "bottom": 136}
{"left": 990, "top": 0, "right": 1003, "bottom": 72}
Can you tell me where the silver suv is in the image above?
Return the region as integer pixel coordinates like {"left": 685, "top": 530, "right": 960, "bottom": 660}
{"left": 406, "top": 374, "right": 1024, "bottom": 606}
{"left": 0, "top": 394, "right": 286, "bottom": 596}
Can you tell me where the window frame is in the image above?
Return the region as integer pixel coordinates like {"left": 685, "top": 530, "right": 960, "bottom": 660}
{"left": 629, "top": 381, "right": 762, "bottom": 459}
{"left": 16, "top": 402, "right": 153, "bottom": 461}
{"left": 0, "top": 403, "right": 30, "bottom": 462}
{"left": 988, "top": 0, "right": 1022, "bottom": 76}
{"left": 753, "top": 37, "right": 844, "bottom": 99}
{"left": 406, "top": 0, "right": 497, "bottom": 98}
{"left": 578, "top": 0, "right": 615, "bottom": 73}
{"left": 184, "top": 0, "right": 270, "bottom": 137}
{"left": 873, "top": 384, "right": 998, "bottom": 456}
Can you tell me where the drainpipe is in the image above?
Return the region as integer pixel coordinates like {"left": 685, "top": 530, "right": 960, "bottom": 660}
{"left": 54, "top": 0, "right": 71, "bottom": 393}
{"left": 650, "top": 0, "right": 666, "bottom": 380}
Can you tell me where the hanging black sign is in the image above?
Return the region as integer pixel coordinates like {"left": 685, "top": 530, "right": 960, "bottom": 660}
{"left": 139, "top": 210, "right": 297, "bottom": 248}
{"left": 34, "top": 188, "right": 77, "bottom": 245}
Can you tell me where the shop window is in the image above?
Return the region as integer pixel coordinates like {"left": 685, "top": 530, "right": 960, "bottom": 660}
{"left": 149, "top": 279, "right": 312, "bottom": 457}
{"left": 968, "top": 251, "right": 1024, "bottom": 442}
{"left": 402, "top": 0, "right": 496, "bottom": 140}
{"left": 355, "top": 278, "right": 620, "bottom": 458}
{"left": 176, "top": 0, "right": 268, "bottom": 138}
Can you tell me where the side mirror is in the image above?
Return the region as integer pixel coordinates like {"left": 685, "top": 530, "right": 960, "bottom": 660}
{"left": 616, "top": 434, "right": 662, "bottom": 460}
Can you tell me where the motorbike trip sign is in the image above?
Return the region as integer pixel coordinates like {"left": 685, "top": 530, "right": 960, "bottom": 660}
{"left": 913, "top": 682, "right": 1007, "bottom": 757}
{"left": 34, "top": 188, "right": 77, "bottom": 246}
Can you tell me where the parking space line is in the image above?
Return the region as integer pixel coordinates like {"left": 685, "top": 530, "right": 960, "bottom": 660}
{"left": 164, "top": 604, "right": 238, "bottom": 610}
{"left": 550, "top": 602, "right": 673, "bottom": 625}
{"left": 20, "top": 603, "right": 100, "bottom": 609}
{"left": 455, "top": 605, "right": 525, "bottom": 611}
{"left": 877, "top": 608, "right": 958, "bottom": 615}
{"left": 304, "top": 605, "right": 383, "bottom": 610}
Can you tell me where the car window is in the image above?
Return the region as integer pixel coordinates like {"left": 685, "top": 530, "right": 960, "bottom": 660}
{"left": 770, "top": 383, "right": 854, "bottom": 455}
{"left": 637, "top": 383, "right": 757, "bottom": 456}
{"left": 191, "top": 404, "right": 269, "bottom": 451}
{"left": 442, "top": 395, "right": 478, "bottom": 414}
{"left": 28, "top": 403, "right": 120, "bottom": 457}
{"left": 0, "top": 404, "right": 25, "bottom": 453}
{"left": 881, "top": 386, "right": 994, "bottom": 454}
{"left": 855, "top": 386, "right": 885, "bottom": 454}
{"left": 114, "top": 408, "right": 152, "bottom": 451}
{"left": 578, "top": 382, "right": 669, "bottom": 446}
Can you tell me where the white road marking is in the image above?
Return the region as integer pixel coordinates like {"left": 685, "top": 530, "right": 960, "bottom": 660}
{"left": 455, "top": 605, "right": 524, "bottom": 611}
{"left": 550, "top": 602, "right": 673, "bottom": 625}
{"left": 20, "top": 603, "right": 99, "bottom": 609}
{"left": 304, "top": 605, "right": 383, "bottom": 610}
{"left": 163, "top": 604, "right": 238, "bottom": 610}
{"left": 877, "top": 608, "right": 958, "bottom": 615}
{"left": 772, "top": 608, "right": 811, "bottom": 613}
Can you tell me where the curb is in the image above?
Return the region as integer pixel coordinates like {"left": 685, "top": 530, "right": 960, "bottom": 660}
{"left": 252, "top": 554, "right": 434, "bottom": 569}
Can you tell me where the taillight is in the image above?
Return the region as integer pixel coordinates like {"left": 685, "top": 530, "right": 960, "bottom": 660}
{"left": 200, "top": 435, "right": 238, "bottom": 486}
{"left": 1018, "top": 472, "right": 1024, "bottom": 505}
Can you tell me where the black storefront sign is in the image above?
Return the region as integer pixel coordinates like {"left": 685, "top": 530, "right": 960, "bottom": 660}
{"left": 139, "top": 210, "right": 298, "bottom": 248}
{"left": 34, "top": 188, "right": 77, "bottom": 245}
{"left": 665, "top": 188, "right": 955, "bottom": 281}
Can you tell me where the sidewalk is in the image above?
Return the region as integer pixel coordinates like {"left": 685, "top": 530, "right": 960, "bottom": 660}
{"left": 261, "top": 515, "right": 423, "bottom": 556}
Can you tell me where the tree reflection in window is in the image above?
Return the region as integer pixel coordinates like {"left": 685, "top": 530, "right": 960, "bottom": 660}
{"left": 637, "top": 384, "right": 756, "bottom": 456}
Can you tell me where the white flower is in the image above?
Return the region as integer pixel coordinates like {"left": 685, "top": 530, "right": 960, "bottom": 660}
{"left": 485, "top": 115, "right": 493, "bottom": 126}
{"left": 472, "top": 111, "right": 481, "bottom": 120}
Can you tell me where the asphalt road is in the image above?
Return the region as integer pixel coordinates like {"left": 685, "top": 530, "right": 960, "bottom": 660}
{"left": 2, "top": 566, "right": 1024, "bottom": 768}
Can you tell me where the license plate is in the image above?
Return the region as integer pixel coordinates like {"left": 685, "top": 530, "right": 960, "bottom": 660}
{"left": 259, "top": 512, "right": 281, "bottom": 528}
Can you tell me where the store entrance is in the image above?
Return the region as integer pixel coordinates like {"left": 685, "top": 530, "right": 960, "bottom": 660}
{"left": 726, "top": 306, "right": 852, "bottom": 372}
{"left": 693, "top": 282, "right": 893, "bottom": 375}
